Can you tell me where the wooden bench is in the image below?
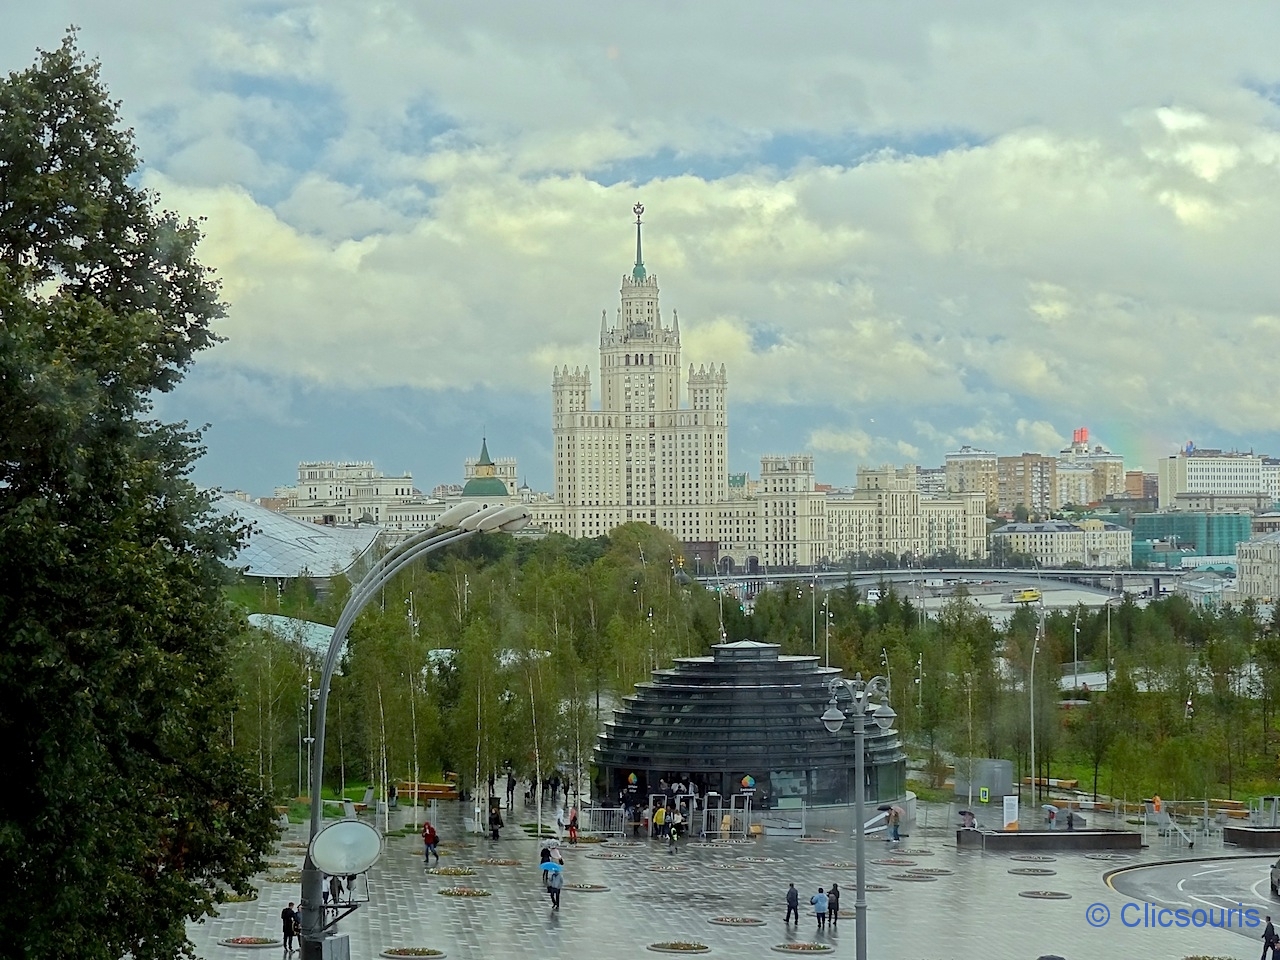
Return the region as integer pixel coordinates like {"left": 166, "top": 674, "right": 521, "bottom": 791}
{"left": 396, "top": 782, "right": 460, "bottom": 802}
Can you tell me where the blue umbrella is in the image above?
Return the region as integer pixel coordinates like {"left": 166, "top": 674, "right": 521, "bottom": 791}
{"left": 541, "top": 861, "right": 562, "bottom": 874}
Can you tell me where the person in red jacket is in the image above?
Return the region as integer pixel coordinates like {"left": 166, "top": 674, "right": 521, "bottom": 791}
{"left": 421, "top": 820, "right": 440, "bottom": 864}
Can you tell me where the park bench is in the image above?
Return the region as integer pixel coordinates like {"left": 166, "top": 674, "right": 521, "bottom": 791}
{"left": 395, "top": 781, "right": 460, "bottom": 802}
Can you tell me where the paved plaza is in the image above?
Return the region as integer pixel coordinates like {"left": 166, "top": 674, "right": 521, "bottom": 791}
{"left": 190, "top": 801, "right": 1264, "bottom": 959}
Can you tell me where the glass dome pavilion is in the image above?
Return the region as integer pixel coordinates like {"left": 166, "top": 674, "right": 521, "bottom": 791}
{"left": 593, "top": 640, "right": 906, "bottom": 806}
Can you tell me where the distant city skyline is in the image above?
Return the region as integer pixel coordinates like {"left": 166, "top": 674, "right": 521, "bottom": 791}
{"left": 8, "top": 6, "right": 1280, "bottom": 497}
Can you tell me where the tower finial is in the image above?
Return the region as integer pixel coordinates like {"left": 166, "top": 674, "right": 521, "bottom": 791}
{"left": 632, "top": 202, "right": 646, "bottom": 280}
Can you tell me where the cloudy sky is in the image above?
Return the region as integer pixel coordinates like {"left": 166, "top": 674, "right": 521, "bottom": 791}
{"left": 7, "top": 4, "right": 1280, "bottom": 496}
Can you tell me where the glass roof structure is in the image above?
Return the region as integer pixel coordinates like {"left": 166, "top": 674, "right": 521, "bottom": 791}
{"left": 212, "top": 495, "right": 381, "bottom": 579}
{"left": 593, "top": 640, "right": 905, "bottom": 807}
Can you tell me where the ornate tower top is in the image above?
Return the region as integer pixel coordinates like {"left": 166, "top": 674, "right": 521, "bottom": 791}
{"left": 632, "top": 202, "right": 646, "bottom": 281}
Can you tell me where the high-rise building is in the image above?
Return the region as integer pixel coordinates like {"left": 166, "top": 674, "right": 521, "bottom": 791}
{"left": 944, "top": 446, "right": 998, "bottom": 509}
{"left": 1157, "top": 445, "right": 1269, "bottom": 509}
{"left": 997, "top": 453, "right": 1058, "bottom": 515}
{"left": 1058, "top": 428, "right": 1125, "bottom": 503}
{"left": 541, "top": 203, "right": 733, "bottom": 543}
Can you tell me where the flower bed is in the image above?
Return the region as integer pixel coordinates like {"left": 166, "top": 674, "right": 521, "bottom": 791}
{"left": 871, "top": 858, "right": 916, "bottom": 866}
{"left": 648, "top": 942, "right": 710, "bottom": 953}
{"left": 708, "top": 863, "right": 750, "bottom": 871}
{"left": 437, "top": 887, "right": 491, "bottom": 897}
{"left": 649, "top": 864, "right": 688, "bottom": 872}
{"left": 379, "top": 950, "right": 446, "bottom": 958}
{"left": 266, "top": 860, "right": 296, "bottom": 870}
{"left": 218, "top": 890, "right": 259, "bottom": 903}
{"left": 476, "top": 857, "right": 521, "bottom": 866}
{"left": 770, "top": 943, "right": 833, "bottom": 953}
{"left": 565, "top": 882, "right": 609, "bottom": 892}
{"left": 735, "top": 856, "right": 782, "bottom": 863}
{"left": 587, "top": 852, "right": 630, "bottom": 860}
{"left": 426, "top": 866, "right": 475, "bottom": 877}
{"left": 819, "top": 861, "right": 857, "bottom": 870}
{"left": 265, "top": 871, "right": 302, "bottom": 884}
{"left": 218, "top": 937, "right": 281, "bottom": 949}
{"left": 708, "top": 916, "right": 765, "bottom": 926}
{"left": 793, "top": 837, "right": 836, "bottom": 844}
{"left": 575, "top": 835, "right": 605, "bottom": 843}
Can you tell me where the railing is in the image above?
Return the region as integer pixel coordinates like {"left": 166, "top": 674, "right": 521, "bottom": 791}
{"left": 580, "top": 806, "right": 624, "bottom": 836}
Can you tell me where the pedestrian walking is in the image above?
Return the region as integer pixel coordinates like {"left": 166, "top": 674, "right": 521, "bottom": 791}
{"left": 889, "top": 808, "right": 901, "bottom": 842}
{"left": 421, "top": 820, "right": 440, "bottom": 864}
{"left": 506, "top": 770, "right": 517, "bottom": 809}
{"left": 568, "top": 805, "right": 579, "bottom": 844}
{"left": 810, "top": 887, "right": 829, "bottom": 931}
{"left": 785, "top": 883, "right": 799, "bottom": 925}
{"left": 1066, "top": 810, "right": 1075, "bottom": 831}
{"left": 281, "top": 901, "right": 299, "bottom": 954}
{"left": 1263, "top": 915, "right": 1278, "bottom": 960}
{"left": 327, "top": 874, "right": 344, "bottom": 912}
{"left": 540, "top": 858, "right": 563, "bottom": 910}
{"left": 548, "top": 864, "right": 563, "bottom": 910}
{"left": 668, "top": 809, "right": 683, "bottom": 854}
{"left": 827, "top": 883, "right": 840, "bottom": 926}
{"left": 489, "top": 807, "right": 504, "bottom": 841}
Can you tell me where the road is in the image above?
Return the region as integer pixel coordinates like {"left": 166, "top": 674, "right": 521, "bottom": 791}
{"left": 1108, "top": 854, "right": 1280, "bottom": 940}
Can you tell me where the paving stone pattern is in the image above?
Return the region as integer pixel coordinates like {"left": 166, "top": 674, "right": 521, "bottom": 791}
{"left": 189, "top": 803, "right": 1252, "bottom": 959}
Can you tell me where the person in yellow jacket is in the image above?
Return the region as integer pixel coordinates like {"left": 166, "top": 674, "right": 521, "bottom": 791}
{"left": 653, "top": 804, "right": 666, "bottom": 839}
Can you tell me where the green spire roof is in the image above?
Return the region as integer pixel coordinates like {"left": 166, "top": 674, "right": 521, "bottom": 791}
{"left": 632, "top": 201, "right": 646, "bottom": 280}
{"left": 478, "top": 437, "right": 493, "bottom": 466}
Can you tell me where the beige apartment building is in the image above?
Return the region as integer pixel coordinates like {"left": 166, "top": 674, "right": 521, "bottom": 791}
{"left": 991, "top": 519, "right": 1131, "bottom": 567}
{"left": 997, "top": 453, "right": 1058, "bottom": 515}
{"left": 826, "top": 466, "right": 987, "bottom": 562}
{"left": 278, "top": 460, "right": 417, "bottom": 526}
{"left": 944, "top": 446, "right": 998, "bottom": 509}
{"left": 1238, "top": 532, "right": 1280, "bottom": 600}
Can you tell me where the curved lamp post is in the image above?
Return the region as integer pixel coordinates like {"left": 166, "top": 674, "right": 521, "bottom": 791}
{"left": 300, "top": 501, "right": 530, "bottom": 958}
{"left": 821, "top": 673, "right": 895, "bottom": 960}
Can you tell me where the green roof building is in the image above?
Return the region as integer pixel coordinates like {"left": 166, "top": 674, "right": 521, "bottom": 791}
{"left": 461, "top": 438, "right": 511, "bottom": 499}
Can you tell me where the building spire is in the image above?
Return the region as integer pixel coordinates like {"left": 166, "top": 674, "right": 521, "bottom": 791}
{"left": 631, "top": 202, "right": 646, "bottom": 280}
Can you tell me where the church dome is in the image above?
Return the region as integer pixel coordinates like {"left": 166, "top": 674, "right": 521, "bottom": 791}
{"left": 462, "top": 437, "right": 509, "bottom": 498}
{"left": 462, "top": 475, "right": 509, "bottom": 497}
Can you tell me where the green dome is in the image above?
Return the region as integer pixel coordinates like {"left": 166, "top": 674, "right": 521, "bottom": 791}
{"left": 461, "top": 476, "right": 509, "bottom": 497}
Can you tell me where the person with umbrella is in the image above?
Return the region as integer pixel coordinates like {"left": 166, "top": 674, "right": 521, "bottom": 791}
{"left": 959, "top": 809, "right": 977, "bottom": 829}
{"left": 1043, "top": 804, "right": 1058, "bottom": 829}
{"left": 540, "top": 857, "right": 563, "bottom": 910}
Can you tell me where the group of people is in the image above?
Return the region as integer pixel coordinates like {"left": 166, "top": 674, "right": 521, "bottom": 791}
{"left": 785, "top": 882, "right": 842, "bottom": 931}
{"left": 502, "top": 768, "right": 575, "bottom": 810}
{"left": 279, "top": 876, "right": 356, "bottom": 954}
{"left": 650, "top": 802, "right": 687, "bottom": 853}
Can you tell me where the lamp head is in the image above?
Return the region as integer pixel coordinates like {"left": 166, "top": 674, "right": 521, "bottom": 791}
{"left": 434, "top": 501, "right": 482, "bottom": 529}
{"left": 820, "top": 699, "right": 846, "bottom": 734}
{"left": 873, "top": 702, "right": 897, "bottom": 730}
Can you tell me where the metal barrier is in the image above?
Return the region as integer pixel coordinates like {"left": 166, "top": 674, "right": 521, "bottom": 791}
{"left": 581, "top": 805, "right": 624, "bottom": 836}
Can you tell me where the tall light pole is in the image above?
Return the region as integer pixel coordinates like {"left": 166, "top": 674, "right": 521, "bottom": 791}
{"left": 821, "top": 674, "right": 895, "bottom": 960}
{"left": 823, "top": 595, "right": 831, "bottom": 667}
{"left": 1029, "top": 598, "right": 1044, "bottom": 805}
{"left": 299, "top": 501, "right": 530, "bottom": 959}
{"left": 1072, "top": 606, "right": 1080, "bottom": 692}
{"left": 811, "top": 577, "right": 817, "bottom": 654}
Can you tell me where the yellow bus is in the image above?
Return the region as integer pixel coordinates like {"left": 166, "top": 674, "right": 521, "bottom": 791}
{"left": 1012, "top": 588, "right": 1042, "bottom": 604}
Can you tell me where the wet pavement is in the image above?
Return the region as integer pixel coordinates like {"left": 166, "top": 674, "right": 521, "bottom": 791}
{"left": 189, "top": 801, "right": 1258, "bottom": 959}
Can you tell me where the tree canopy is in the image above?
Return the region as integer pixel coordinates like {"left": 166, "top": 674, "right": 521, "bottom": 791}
{"left": 0, "top": 35, "right": 275, "bottom": 959}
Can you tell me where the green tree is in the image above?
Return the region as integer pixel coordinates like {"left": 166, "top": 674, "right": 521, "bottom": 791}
{"left": 0, "top": 36, "right": 276, "bottom": 958}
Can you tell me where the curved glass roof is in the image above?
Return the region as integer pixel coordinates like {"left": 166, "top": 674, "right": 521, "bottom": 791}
{"left": 212, "top": 495, "right": 380, "bottom": 578}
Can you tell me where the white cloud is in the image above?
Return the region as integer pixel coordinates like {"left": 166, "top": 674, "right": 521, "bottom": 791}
{"left": 8, "top": 2, "right": 1280, "bottom": 485}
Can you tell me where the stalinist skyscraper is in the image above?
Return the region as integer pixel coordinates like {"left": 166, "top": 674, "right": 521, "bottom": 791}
{"left": 545, "top": 204, "right": 729, "bottom": 541}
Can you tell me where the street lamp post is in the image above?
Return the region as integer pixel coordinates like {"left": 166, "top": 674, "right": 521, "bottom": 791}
{"left": 821, "top": 673, "right": 895, "bottom": 960}
{"left": 299, "top": 502, "right": 530, "bottom": 959}
{"left": 1029, "top": 599, "right": 1044, "bottom": 805}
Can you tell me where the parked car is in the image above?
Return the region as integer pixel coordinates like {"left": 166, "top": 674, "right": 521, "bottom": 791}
{"left": 1269, "top": 858, "right": 1280, "bottom": 896}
